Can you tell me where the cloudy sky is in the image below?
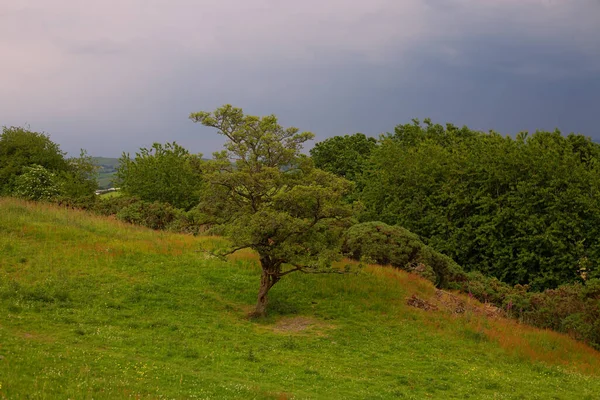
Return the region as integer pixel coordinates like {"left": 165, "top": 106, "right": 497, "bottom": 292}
{"left": 1, "top": 0, "right": 599, "bottom": 157}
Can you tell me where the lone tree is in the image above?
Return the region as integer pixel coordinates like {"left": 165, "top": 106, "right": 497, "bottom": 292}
{"left": 190, "top": 105, "right": 354, "bottom": 317}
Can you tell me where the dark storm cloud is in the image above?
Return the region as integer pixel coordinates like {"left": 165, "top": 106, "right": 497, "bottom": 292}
{"left": 0, "top": 0, "right": 598, "bottom": 156}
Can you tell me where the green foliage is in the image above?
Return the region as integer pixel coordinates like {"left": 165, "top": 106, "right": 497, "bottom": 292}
{"left": 342, "top": 221, "right": 466, "bottom": 287}
{"left": 116, "top": 200, "right": 183, "bottom": 230}
{"left": 190, "top": 105, "right": 354, "bottom": 315}
{"left": 454, "top": 271, "right": 525, "bottom": 306}
{"left": 165, "top": 206, "right": 208, "bottom": 235}
{"left": 310, "top": 133, "right": 377, "bottom": 182}
{"left": 93, "top": 196, "right": 206, "bottom": 234}
{"left": 0, "top": 126, "right": 69, "bottom": 194}
{"left": 525, "top": 279, "right": 600, "bottom": 347}
{"left": 58, "top": 150, "right": 99, "bottom": 203}
{"left": 12, "top": 165, "right": 63, "bottom": 201}
{"left": 92, "top": 195, "right": 144, "bottom": 217}
{"left": 0, "top": 126, "right": 97, "bottom": 203}
{"left": 360, "top": 120, "right": 600, "bottom": 290}
{"left": 452, "top": 273, "right": 600, "bottom": 349}
{"left": 116, "top": 142, "right": 203, "bottom": 210}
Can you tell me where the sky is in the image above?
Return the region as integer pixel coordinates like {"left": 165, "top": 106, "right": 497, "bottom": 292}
{"left": 1, "top": 0, "right": 599, "bottom": 157}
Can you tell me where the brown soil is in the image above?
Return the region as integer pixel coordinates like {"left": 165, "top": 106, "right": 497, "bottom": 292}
{"left": 270, "top": 316, "right": 334, "bottom": 335}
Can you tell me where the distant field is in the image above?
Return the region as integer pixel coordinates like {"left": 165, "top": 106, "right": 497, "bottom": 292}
{"left": 98, "top": 190, "right": 122, "bottom": 198}
{"left": 97, "top": 172, "right": 116, "bottom": 189}
{"left": 92, "top": 157, "right": 119, "bottom": 189}
{"left": 1, "top": 197, "right": 599, "bottom": 399}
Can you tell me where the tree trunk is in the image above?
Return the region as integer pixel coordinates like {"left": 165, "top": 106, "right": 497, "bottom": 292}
{"left": 252, "top": 257, "right": 280, "bottom": 317}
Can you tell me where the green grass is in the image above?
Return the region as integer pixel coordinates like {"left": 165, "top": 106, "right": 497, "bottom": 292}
{"left": 98, "top": 190, "right": 122, "bottom": 199}
{"left": 1, "top": 197, "right": 599, "bottom": 399}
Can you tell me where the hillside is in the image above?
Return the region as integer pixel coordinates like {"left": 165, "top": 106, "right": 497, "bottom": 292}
{"left": 0, "top": 198, "right": 599, "bottom": 399}
{"left": 91, "top": 157, "right": 119, "bottom": 189}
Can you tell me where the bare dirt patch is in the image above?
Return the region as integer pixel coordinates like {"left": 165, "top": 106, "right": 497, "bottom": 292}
{"left": 19, "top": 331, "right": 54, "bottom": 343}
{"left": 269, "top": 316, "right": 335, "bottom": 336}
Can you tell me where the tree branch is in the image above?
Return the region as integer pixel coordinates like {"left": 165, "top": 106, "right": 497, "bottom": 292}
{"left": 198, "top": 244, "right": 257, "bottom": 261}
{"left": 279, "top": 263, "right": 346, "bottom": 277}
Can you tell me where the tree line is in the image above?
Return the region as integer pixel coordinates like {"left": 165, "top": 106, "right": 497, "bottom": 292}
{"left": 311, "top": 121, "right": 600, "bottom": 290}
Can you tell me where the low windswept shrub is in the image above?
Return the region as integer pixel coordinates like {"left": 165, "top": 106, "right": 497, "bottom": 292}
{"left": 342, "top": 221, "right": 466, "bottom": 287}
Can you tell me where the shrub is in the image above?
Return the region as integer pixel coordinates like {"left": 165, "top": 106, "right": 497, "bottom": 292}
{"left": 56, "top": 193, "right": 97, "bottom": 210}
{"left": 1, "top": 127, "right": 97, "bottom": 202}
{"left": 523, "top": 280, "right": 600, "bottom": 347}
{"left": 92, "top": 196, "right": 142, "bottom": 217}
{"left": 451, "top": 273, "right": 600, "bottom": 349}
{"left": 342, "top": 221, "right": 466, "bottom": 287}
{"left": 166, "top": 207, "right": 210, "bottom": 235}
{"left": 92, "top": 196, "right": 208, "bottom": 234}
{"left": 116, "top": 200, "right": 181, "bottom": 230}
{"left": 0, "top": 126, "right": 69, "bottom": 194}
{"left": 12, "top": 165, "right": 64, "bottom": 201}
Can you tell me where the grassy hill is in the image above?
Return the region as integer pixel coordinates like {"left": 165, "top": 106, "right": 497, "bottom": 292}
{"left": 91, "top": 157, "right": 119, "bottom": 189}
{"left": 1, "top": 198, "right": 599, "bottom": 399}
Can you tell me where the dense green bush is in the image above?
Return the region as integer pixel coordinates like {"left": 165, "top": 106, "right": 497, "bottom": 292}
{"left": 342, "top": 221, "right": 466, "bottom": 287}
{"left": 92, "top": 196, "right": 143, "bottom": 216}
{"left": 116, "top": 201, "right": 182, "bottom": 230}
{"left": 360, "top": 120, "right": 600, "bottom": 290}
{"left": 310, "top": 133, "right": 377, "bottom": 182}
{"left": 0, "top": 127, "right": 97, "bottom": 204}
{"left": 0, "top": 127, "right": 69, "bottom": 194}
{"left": 116, "top": 142, "right": 203, "bottom": 210}
{"left": 167, "top": 207, "right": 210, "bottom": 235}
{"left": 58, "top": 151, "right": 98, "bottom": 202}
{"left": 12, "top": 165, "right": 63, "bottom": 201}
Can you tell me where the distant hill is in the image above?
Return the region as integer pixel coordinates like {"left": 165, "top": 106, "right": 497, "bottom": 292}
{"left": 91, "top": 157, "right": 119, "bottom": 189}
{"left": 91, "top": 157, "right": 120, "bottom": 168}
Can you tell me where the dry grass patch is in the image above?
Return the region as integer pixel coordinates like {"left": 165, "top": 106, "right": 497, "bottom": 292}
{"left": 268, "top": 316, "right": 335, "bottom": 336}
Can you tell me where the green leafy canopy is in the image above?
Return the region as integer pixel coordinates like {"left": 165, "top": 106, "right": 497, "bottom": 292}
{"left": 116, "top": 142, "right": 203, "bottom": 210}
{"left": 0, "top": 126, "right": 97, "bottom": 203}
{"left": 359, "top": 120, "right": 600, "bottom": 290}
{"left": 190, "top": 105, "right": 355, "bottom": 315}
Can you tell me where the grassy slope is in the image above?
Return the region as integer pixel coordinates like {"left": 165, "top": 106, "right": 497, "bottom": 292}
{"left": 98, "top": 190, "right": 123, "bottom": 199}
{"left": 0, "top": 198, "right": 599, "bottom": 399}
